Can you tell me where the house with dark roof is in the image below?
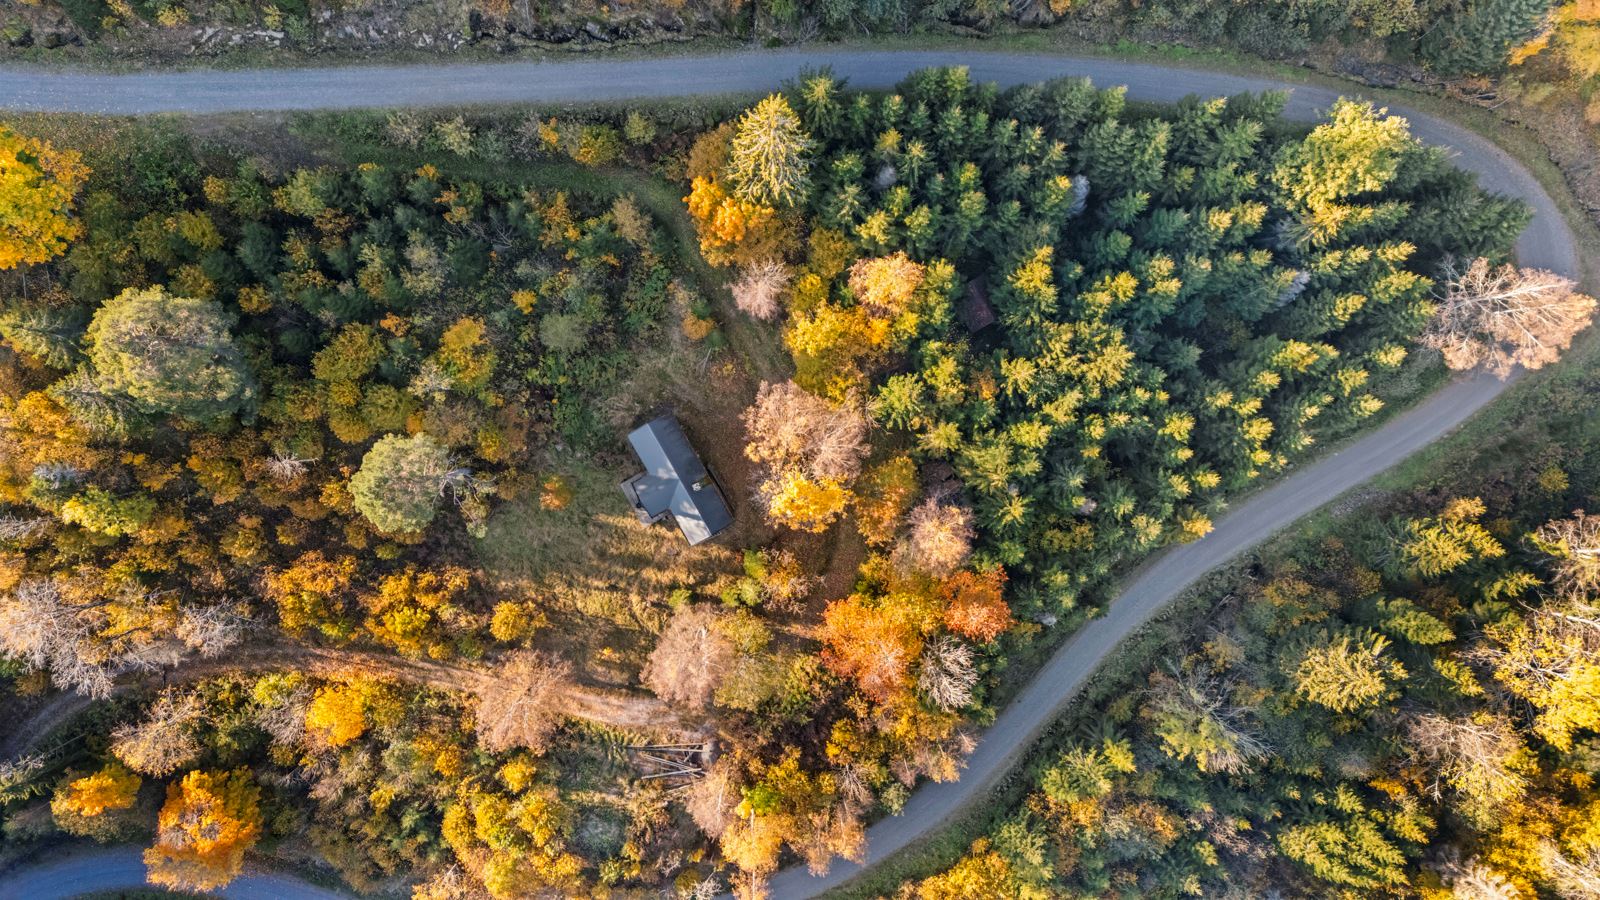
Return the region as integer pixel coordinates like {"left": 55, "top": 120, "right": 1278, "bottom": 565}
{"left": 619, "top": 415, "right": 733, "bottom": 546}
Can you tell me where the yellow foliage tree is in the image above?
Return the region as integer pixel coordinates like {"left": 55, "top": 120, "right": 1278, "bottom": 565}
{"left": 0, "top": 124, "right": 89, "bottom": 269}
{"left": 764, "top": 470, "right": 851, "bottom": 534}
{"left": 304, "top": 681, "right": 370, "bottom": 747}
{"left": 914, "top": 838, "right": 1020, "bottom": 899}
{"left": 52, "top": 763, "right": 141, "bottom": 819}
{"left": 440, "top": 784, "right": 584, "bottom": 899}
{"left": 144, "top": 769, "right": 263, "bottom": 892}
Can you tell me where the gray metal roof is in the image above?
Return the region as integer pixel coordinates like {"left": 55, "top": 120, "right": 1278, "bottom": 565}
{"left": 624, "top": 416, "right": 733, "bottom": 545}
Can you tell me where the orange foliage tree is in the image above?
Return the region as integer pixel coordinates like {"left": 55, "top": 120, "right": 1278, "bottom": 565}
{"left": 0, "top": 124, "right": 89, "bottom": 269}
{"left": 939, "top": 568, "right": 1013, "bottom": 643}
{"left": 144, "top": 768, "right": 263, "bottom": 892}
{"left": 854, "top": 455, "right": 920, "bottom": 546}
{"left": 819, "top": 594, "right": 923, "bottom": 701}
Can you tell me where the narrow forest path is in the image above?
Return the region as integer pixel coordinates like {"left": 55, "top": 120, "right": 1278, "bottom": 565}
{"left": 1, "top": 638, "right": 696, "bottom": 762}
{"left": 0, "top": 48, "right": 1587, "bottom": 900}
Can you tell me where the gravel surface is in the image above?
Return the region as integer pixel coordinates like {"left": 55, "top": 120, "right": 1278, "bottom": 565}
{"left": 0, "top": 49, "right": 1579, "bottom": 900}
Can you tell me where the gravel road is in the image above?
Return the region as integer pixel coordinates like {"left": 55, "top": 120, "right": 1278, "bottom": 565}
{"left": 0, "top": 48, "right": 1579, "bottom": 900}
{"left": 0, "top": 845, "right": 349, "bottom": 899}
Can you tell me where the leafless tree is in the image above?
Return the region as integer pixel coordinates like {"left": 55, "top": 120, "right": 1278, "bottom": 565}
{"left": 742, "top": 380, "right": 869, "bottom": 484}
{"left": 473, "top": 651, "right": 572, "bottom": 753}
{"left": 1542, "top": 842, "right": 1600, "bottom": 900}
{"left": 0, "top": 754, "right": 45, "bottom": 805}
{"left": 1406, "top": 712, "right": 1527, "bottom": 824}
{"left": 750, "top": 548, "right": 816, "bottom": 612}
{"left": 1533, "top": 511, "right": 1600, "bottom": 598}
{"left": 685, "top": 758, "right": 741, "bottom": 838}
{"left": 0, "top": 515, "right": 49, "bottom": 542}
{"left": 1422, "top": 257, "right": 1597, "bottom": 378}
{"left": 683, "top": 876, "right": 722, "bottom": 900}
{"left": 175, "top": 602, "right": 248, "bottom": 658}
{"left": 0, "top": 580, "right": 115, "bottom": 698}
{"left": 1436, "top": 852, "right": 1518, "bottom": 900}
{"left": 411, "top": 865, "right": 494, "bottom": 900}
{"left": 253, "top": 680, "right": 313, "bottom": 748}
{"left": 112, "top": 689, "right": 205, "bottom": 776}
{"left": 917, "top": 636, "right": 978, "bottom": 712}
{"left": 643, "top": 605, "right": 735, "bottom": 712}
{"left": 791, "top": 800, "right": 866, "bottom": 876}
{"left": 732, "top": 260, "right": 790, "bottom": 321}
{"left": 264, "top": 451, "right": 316, "bottom": 483}
{"left": 893, "top": 493, "right": 975, "bottom": 577}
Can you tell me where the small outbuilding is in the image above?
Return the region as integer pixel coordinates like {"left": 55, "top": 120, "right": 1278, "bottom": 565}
{"left": 620, "top": 415, "right": 733, "bottom": 546}
{"left": 962, "top": 277, "right": 998, "bottom": 333}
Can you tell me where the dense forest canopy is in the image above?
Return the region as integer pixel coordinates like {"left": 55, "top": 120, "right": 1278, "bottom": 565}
{"left": 903, "top": 416, "right": 1600, "bottom": 899}
{"left": 0, "top": 61, "right": 1582, "bottom": 899}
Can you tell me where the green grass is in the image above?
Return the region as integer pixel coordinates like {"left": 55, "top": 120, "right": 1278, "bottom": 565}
{"left": 475, "top": 454, "right": 740, "bottom": 680}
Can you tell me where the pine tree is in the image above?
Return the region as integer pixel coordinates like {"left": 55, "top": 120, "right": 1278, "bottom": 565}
{"left": 348, "top": 433, "right": 454, "bottom": 534}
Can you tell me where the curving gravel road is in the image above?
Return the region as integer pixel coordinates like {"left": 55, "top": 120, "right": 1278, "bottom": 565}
{"left": 0, "top": 846, "right": 350, "bottom": 899}
{"left": 0, "top": 49, "right": 1581, "bottom": 900}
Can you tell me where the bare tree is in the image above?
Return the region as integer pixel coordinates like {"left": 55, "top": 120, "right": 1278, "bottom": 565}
{"left": 411, "top": 865, "right": 494, "bottom": 900}
{"left": 685, "top": 758, "right": 741, "bottom": 838}
{"left": 1542, "top": 842, "right": 1600, "bottom": 900}
{"left": 1406, "top": 712, "right": 1527, "bottom": 824}
{"left": 0, "top": 515, "right": 49, "bottom": 542}
{"left": 643, "top": 605, "right": 735, "bottom": 712}
{"left": 917, "top": 636, "right": 978, "bottom": 712}
{"left": 473, "top": 651, "right": 573, "bottom": 753}
{"left": 893, "top": 493, "right": 975, "bottom": 577}
{"left": 253, "top": 680, "right": 313, "bottom": 748}
{"left": 1533, "top": 511, "right": 1600, "bottom": 597}
{"left": 0, "top": 754, "right": 46, "bottom": 805}
{"left": 731, "top": 260, "right": 790, "bottom": 321}
{"left": 112, "top": 689, "right": 205, "bottom": 776}
{"left": 1422, "top": 257, "right": 1597, "bottom": 378}
{"left": 791, "top": 800, "right": 866, "bottom": 876}
{"left": 0, "top": 580, "right": 114, "bottom": 698}
{"left": 1437, "top": 853, "right": 1519, "bottom": 900}
{"left": 684, "top": 876, "right": 723, "bottom": 900}
{"left": 264, "top": 451, "right": 316, "bottom": 483}
{"left": 742, "top": 380, "right": 869, "bottom": 484}
{"left": 175, "top": 602, "right": 248, "bottom": 658}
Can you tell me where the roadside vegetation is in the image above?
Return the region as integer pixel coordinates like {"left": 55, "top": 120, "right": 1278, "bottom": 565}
{"left": 891, "top": 306, "right": 1600, "bottom": 900}
{"left": 0, "top": 62, "right": 1591, "bottom": 900}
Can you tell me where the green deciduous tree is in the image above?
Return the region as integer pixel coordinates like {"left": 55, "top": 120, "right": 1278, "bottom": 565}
{"left": 81, "top": 286, "right": 256, "bottom": 425}
{"left": 349, "top": 433, "right": 453, "bottom": 533}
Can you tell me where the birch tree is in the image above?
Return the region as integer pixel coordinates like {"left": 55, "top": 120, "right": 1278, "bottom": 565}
{"left": 1422, "top": 257, "right": 1597, "bottom": 377}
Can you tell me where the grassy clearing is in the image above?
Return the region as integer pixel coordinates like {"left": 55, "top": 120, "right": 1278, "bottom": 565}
{"left": 476, "top": 454, "right": 741, "bottom": 684}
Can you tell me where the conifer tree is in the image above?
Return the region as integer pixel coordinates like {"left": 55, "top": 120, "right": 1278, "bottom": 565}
{"left": 728, "top": 95, "right": 814, "bottom": 208}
